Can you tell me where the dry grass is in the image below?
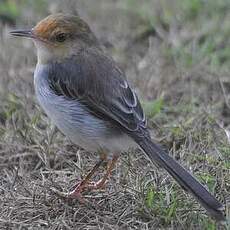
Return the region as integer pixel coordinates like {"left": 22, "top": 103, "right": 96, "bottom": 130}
{"left": 0, "top": 0, "right": 229, "bottom": 229}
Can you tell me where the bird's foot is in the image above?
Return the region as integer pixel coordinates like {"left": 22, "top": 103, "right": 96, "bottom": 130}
{"left": 51, "top": 178, "right": 107, "bottom": 201}
{"left": 50, "top": 182, "right": 85, "bottom": 203}
{"left": 67, "top": 178, "right": 107, "bottom": 198}
{"left": 86, "top": 178, "right": 108, "bottom": 190}
{"left": 51, "top": 155, "right": 118, "bottom": 200}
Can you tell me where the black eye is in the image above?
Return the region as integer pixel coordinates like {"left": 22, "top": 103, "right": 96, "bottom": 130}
{"left": 56, "top": 33, "right": 67, "bottom": 42}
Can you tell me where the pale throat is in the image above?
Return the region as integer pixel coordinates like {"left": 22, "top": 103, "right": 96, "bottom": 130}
{"left": 34, "top": 40, "right": 73, "bottom": 64}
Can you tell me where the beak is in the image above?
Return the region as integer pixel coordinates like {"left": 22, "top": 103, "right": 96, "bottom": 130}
{"left": 10, "top": 29, "right": 34, "bottom": 38}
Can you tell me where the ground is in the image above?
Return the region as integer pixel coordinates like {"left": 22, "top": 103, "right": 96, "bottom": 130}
{"left": 0, "top": 0, "right": 229, "bottom": 229}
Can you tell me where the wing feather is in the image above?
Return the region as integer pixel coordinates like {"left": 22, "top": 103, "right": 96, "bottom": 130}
{"left": 47, "top": 48, "right": 147, "bottom": 132}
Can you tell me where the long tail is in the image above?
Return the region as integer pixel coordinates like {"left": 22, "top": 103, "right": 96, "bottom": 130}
{"left": 134, "top": 136, "right": 225, "bottom": 221}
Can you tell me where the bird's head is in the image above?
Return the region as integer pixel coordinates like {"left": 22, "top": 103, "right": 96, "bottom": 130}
{"left": 10, "top": 14, "right": 99, "bottom": 63}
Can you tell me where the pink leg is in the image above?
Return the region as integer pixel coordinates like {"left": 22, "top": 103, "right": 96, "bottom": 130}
{"left": 87, "top": 154, "right": 119, "bottom": 190}
{"left": 67, "top": 153, "right": 107, "bottom": 199}
{"left": 52, "top": 153, "right": 119, "bottom": 200}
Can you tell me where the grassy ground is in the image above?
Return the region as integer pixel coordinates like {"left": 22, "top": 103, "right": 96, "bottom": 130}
{"left": 0, "top": 0, "right": 229, "bottom": 229}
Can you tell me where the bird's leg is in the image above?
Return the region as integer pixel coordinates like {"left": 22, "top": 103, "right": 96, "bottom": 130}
{"left": 52, "top": 153, "right": 118, "bottom": 200}
{"left": 87, "top": 154, "right": 119, "bottom": 190}
{"left": 52, "top": 151, "right": 107, "bottom": 200}
{"left": 67, "top": 152, "right": 107, "bottom": 198}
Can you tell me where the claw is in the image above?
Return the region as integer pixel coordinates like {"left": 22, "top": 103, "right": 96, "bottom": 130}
{"left": 87, "top": 179, "right": 108, "bottom": 190}
{"left": 50, "top": 183, "right": 85, "bottom": 203}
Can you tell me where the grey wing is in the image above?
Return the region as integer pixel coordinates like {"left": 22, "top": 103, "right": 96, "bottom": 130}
{"left": 47, "top": 48, "right": 147, "bottom": 133}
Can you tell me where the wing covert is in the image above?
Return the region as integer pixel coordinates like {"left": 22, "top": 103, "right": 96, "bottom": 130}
{"left": 47, "top": 48, "right": 147, "bottom": 132}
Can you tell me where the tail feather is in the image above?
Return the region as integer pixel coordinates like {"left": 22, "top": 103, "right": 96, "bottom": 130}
{"left": 135, "top": 137, "right": 225, "bottom": 221}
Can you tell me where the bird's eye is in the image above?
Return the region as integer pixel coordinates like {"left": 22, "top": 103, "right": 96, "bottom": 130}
{"left": 56, "top": 33, "right": 67, "bottom": 42}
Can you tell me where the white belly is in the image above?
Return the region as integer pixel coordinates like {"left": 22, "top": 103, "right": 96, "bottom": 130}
{"left": 40, "top": 94, "right": 135, "bottom": 152}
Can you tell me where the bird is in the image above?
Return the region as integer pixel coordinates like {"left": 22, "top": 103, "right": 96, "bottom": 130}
{"left": 10, "top": 13, "right": 225, "bottom": 221}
